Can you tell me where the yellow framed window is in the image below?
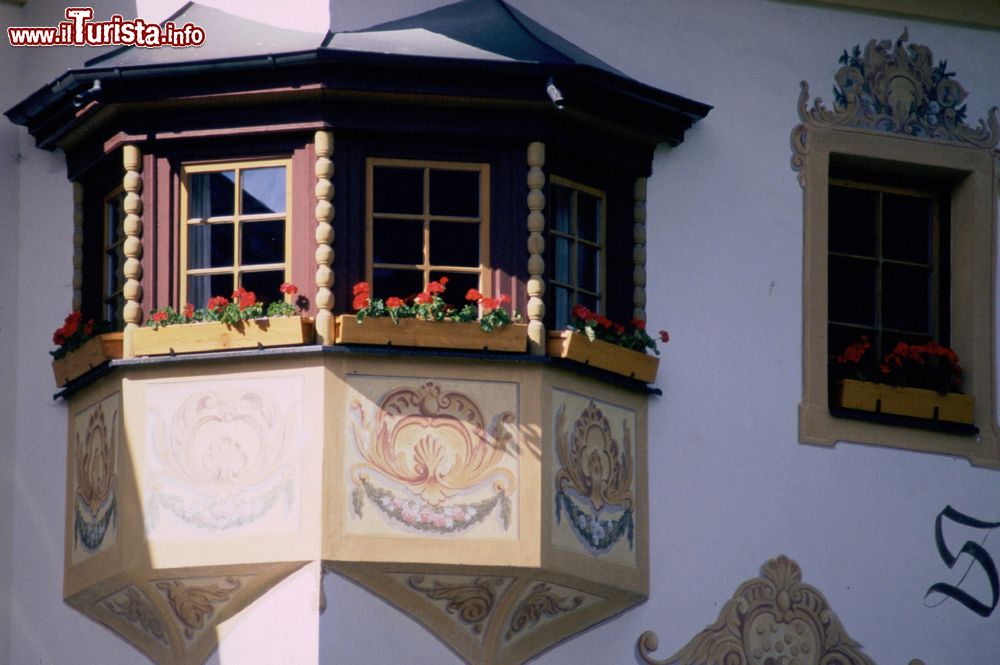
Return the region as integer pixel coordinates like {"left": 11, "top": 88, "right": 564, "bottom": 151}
{"left": 548, "top": 176, "right": 606, "bottom": 329}
{"left": 366, "top": 158, "right": 490, "bottom": 305}
{"left": 180, "top": 159, "right": 291, "bottom": 308}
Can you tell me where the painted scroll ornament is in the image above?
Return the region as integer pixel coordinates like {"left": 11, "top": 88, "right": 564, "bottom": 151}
{"left": 638, "top": 556, "right": 877, "bottom": 665}
{"left": 75, "top": 399, "right": 118, "bottom": 553}
{"left": 350, "top": 381, "right": 516, "bottom": 534}
{"left": 554, "top": 401, "right": 634, "bottom": 552}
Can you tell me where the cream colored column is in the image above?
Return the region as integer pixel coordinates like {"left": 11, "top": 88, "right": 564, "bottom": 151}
{"left": 526, "top": 142, "right": 546, "bottom": 355}
{"left": 122, "top": 145, "right": 143, "bottom": 357}
{"left": 314, "top": 131, "right": 335, "bottom": 345}
{"left": 72, "top": 182, "right": 84, "bottom": 312}
{"left": 632, "top": 177, "right": 647, "bottom": 321}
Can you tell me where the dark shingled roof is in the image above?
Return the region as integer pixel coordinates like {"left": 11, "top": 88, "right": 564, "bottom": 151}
{"left": 7, "top": 0, "right": 710, "bottom": 145}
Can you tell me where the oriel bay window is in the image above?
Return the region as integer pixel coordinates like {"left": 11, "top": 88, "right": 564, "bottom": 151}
{"left": 827, "top": 174, "right": 950, "bottom": 396}
{"left": 180, "top": 159, "right": 291, "bottom": 308}
{"left": 548, "top": 177, "right": 606, "bottom": 330}
{"left": 366, "top": 158, "right": 489, "bottom": 305}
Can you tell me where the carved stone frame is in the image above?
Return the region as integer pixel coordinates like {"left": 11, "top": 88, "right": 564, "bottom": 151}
{"left": 793, "top": 32, "right": 1000, "bottom": 467}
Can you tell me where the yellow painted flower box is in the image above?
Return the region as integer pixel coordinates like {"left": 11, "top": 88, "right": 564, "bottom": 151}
{"left": 131, "top": 316, "right": 314, "bottom": 357}
{"left": 52, "top": 333, "right": 124, "bottom": 387}
{"left": 335, "top": 315, "right": 528, "bottom": 352}
{"left": 546, "top": 331, "right": 659, "bottom": 383}
{"left": 837, "top": 378, "right": 974, "bottom": 425}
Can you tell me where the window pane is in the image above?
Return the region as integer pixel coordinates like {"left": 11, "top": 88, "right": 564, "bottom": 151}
{"left": 430, "top": 221, "right": 479, "bottom": 267}
{"left": 552, "top": 185, "right": 572, "bottom": 233}
{"left": 577, "top": 244, "right": 600, "bottom": 293}
{"left": 373, "top": 218, "right": 423, "bottom": 265}
{"left": 577, "top": 192, "right": 601, "bottom": 243}
{"left": 188, "top": 223, "right": 234, "bottom": 269}
{"left": 241, "top": 167, "right": 286, "bottom": 215}
{"left": 829, "top": 185, "right": 877, "bottom": 256}
{"left": 552, "top": 286, "right": 570, "bottom": 330}
{"left": 576, "top": 291, "right": 599, "bottom": 313}
{"left": 241, "top": 220, "right": 285, "bottom": 265}
{"left": 828, "top": 256, "right": 875, "bottom": 326}
{"left": 189, "top": 171, "right": 235, "bottom": 218}
{"left": 106, "top": 197, "right": 123, "bottom": 246}
{"left": 429, "top": 170, "right": 479, "bottom": 217}
{"left": 882, "top": 264, "right": 930, "bottom": 333}
{"left": 553, "top": 237, "right": 571, "bottom": 282}
{"left": 883, "top": 193, "right": 931, "bottom": 264}
{"left": 373, "top": 167, "right": 423, "bottom": 214}
{"left": 241, "top": 270, "right": 284, "bottom": 305}
{"left": 373, "top": 268, "right": 423, "bottom": 301}
{"left": 187, "top": 274, "right": 233, "bottom": 309}
{"left": 430, "top": 271, "right": 478, "bottom": 308}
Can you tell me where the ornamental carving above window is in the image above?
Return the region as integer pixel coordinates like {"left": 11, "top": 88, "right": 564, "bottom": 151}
{"left": 792, "top": 29, "right": 1000, "bottom": 180}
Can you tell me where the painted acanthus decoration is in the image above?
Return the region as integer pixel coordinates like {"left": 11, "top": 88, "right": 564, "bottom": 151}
{"left": 555, "top": 401, "right": 634, "bottom": 552}
{"left": 76, "top": 403, "right": 117, "bottom": 552}
{"left": 148, "top": 391, "right": 297, "bottom": 530}
{"left": 350, "top": 381, "right": 516, "bottom": 534}
{"left": 796, "top": 29, "right": 999, "bottom": 147}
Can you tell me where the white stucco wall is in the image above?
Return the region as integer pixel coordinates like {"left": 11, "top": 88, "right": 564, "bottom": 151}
{"left": 2, "top": 1, "right": 999, "bottom": 663}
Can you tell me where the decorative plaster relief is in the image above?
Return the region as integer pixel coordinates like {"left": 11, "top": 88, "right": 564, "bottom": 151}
{"left": 346, "top": 377, "right": 519, "bottom": 539}
{"left": 552, "top": 390, "right": 636, "bottom": 566}
{"left": 101, "top": 584, "right": 170, "bottom": 648}
{"left": 404, "top": 574, "right": 514, "bottom": 641}
{"left": 145, "top": 376, "right": 304, "bottom": 538}
{"left": 72, "top": 392, "right": 119, "bottom": 562}
{"left": 154, "top": 575, "right": 246, "bottom": 641}
{"left": 503, "top": 581, "right": 597, "bottom": 646}
{"left": 638, "top": 556, "right": 878, "bottom": 665}
{"left": 791, "top": 29, "right": 999, "bottom": 180}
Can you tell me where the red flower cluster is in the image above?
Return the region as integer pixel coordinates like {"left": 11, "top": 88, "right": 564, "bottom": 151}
{"left": 880, "top": 341, "right": 961, "bottom": 376}
{"left": 279, "top": 282, "right": 298, "bottom": 296}
{"left": 52, "top": 311, "right": 86, "bottom": 346}
{"left": 232, "top": 287, "right": 256, "bottom": 310}
{"left": 568, "top": 305, "right": 665, "bottom": 355}
{"left": 51, "top": 310, "right": 111, "bottom": 359}
{"left": 207, "top": 295, "right": 229, "bottom": 312}
{"left": 352, "top": 282, "right": 370, "bottom": 311}
{"left": 466, "top": 288, "right": 509, "bottom": 312}
{"left": 836, "top": 335, "right": 870, "bottom": 364}
{"left": 386, "top": 296, "right": 404, "bottom": 308}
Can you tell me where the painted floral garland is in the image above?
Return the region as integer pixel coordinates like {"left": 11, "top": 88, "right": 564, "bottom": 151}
{"left": 353, "top": 479, "right": 511, "bottom": 535}
{"left": 556, "top": 487, "right": 633, "bottom": 552}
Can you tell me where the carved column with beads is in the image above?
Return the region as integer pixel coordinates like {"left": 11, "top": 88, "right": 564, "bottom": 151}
{"left": 633, "top": 177, "right": 647, "bottom": 321}
{"left": 526, "top": 142, "right": 546, "bottom": 355}
{"left": 122, "top": 145, "right": 143, "bottom": 357}
{"left": 314, "top": 131, "right": 335, "bottom": 344}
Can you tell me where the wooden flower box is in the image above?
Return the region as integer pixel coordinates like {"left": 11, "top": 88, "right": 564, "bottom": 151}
{"left": 546, "top": 331, "right": 659, "bottom": 383}
{"left": 335, "top": 315, "right": 528, "bottom": 352}
{"left": 131, "top": 316, "right": 314, "bottom": 357}
{"left": 52, "top": 333, "right": 124, "bottom": 387}
{"left": 837, "top": 378, "right": 974, "bottom": 425}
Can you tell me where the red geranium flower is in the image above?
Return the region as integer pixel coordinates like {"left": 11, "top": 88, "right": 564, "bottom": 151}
{"left": 658, "top": 330, "right": 670, "bottom": 343}
{"left": 386, "top": 297, "right": 403, "bottom": 308}
{"left": 352, "top": 294, "right": 369, "bottom": 311}
{"left": 630, "top": 318, "right": 646, "bottom": 330}
{"left": 183, "top": 303, "right": 195, "bottom": 319}
{"left": 279, "top": 282, "right": 298, "bottom": 296}
{"left": 151, "top": 311, "right": 169, "bottom": 323}
{"left": 207, "top": 296, "right": 228, "bottom": 311}
{"left": 415, "top": 292, "right": 433, "bottom": 304}
{"left": 352, "top": 282, "right": 370, "bottom": 296}
{"left": 466, "top": 288, "right": 483, "bottom": 302}
{"left": 427, "top": 280, "right": 446, "bottom": 295}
